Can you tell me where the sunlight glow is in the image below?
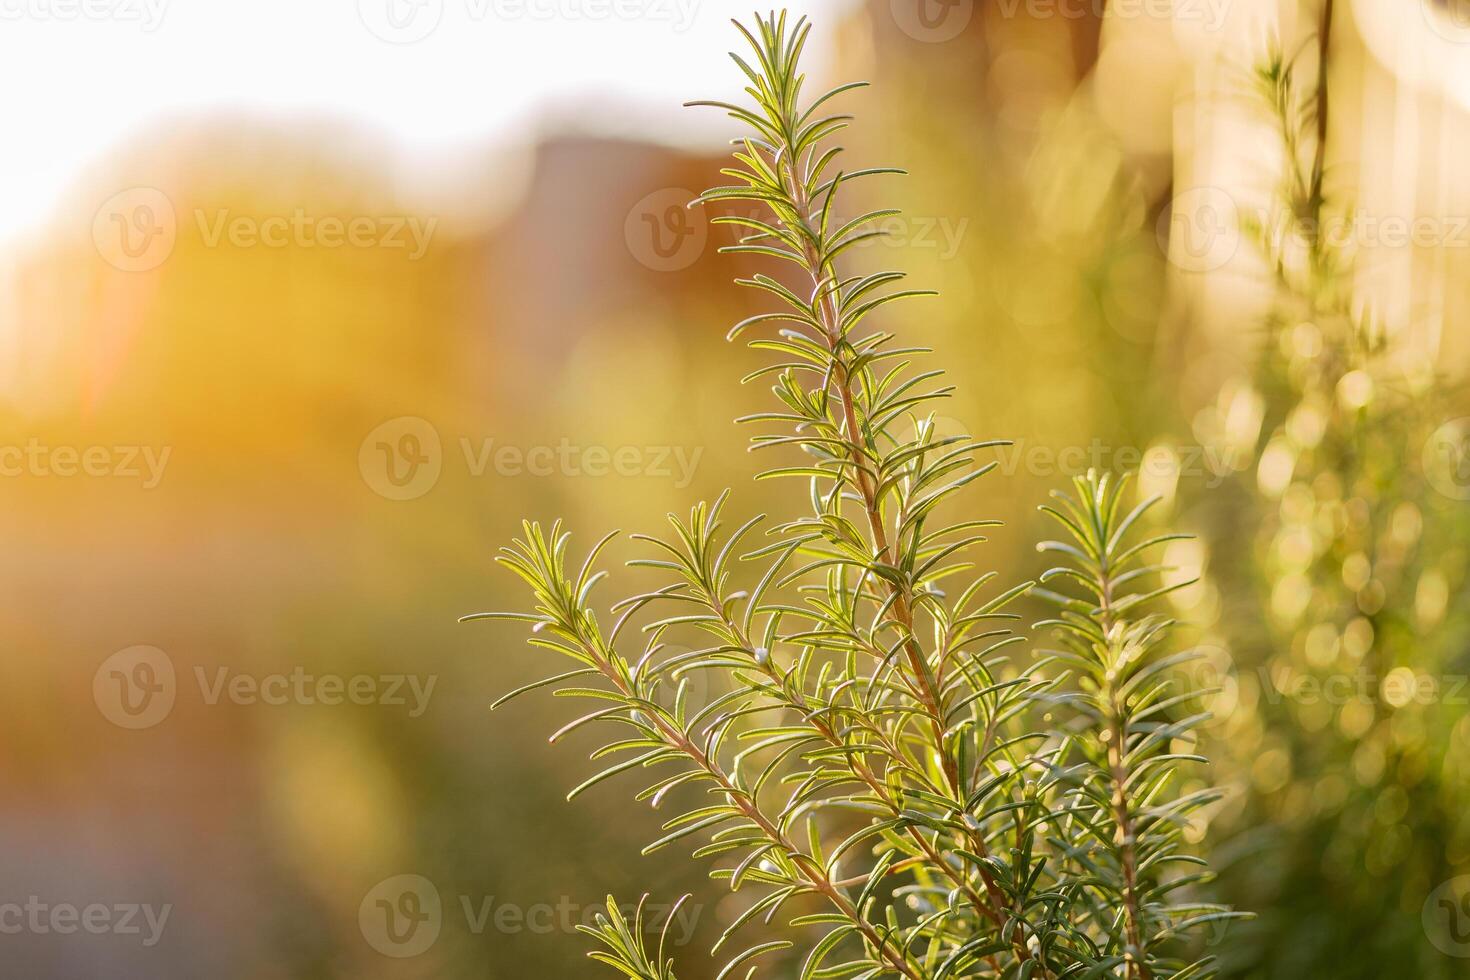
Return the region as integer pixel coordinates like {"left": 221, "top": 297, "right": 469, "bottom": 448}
{"left": 0, "top": 0, "right": 856, "bottom": 245}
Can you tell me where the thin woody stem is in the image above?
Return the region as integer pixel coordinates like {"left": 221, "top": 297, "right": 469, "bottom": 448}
{"left": 568, "top": 621, "right": 926, "bottom": 980}
{"left": 706, "top": 595, "right": 1009, "bottom": 975}
{"left": 766, "top": 130, "right": 1047, "bottom": 977}
{"left": 1096, "top": 548, "right": 1151, "bottom": 980}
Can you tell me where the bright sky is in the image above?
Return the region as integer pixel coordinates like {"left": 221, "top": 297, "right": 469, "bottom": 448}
{"left": 0, "top": 0, "right": 858, "bottom": 244}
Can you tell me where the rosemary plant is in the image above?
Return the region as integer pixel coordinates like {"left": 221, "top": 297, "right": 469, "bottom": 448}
{"left": 1034, "top": 473, "right": 1239, "bottom": 980}
{"left": 1181, "top": 4, "right": 1470, "bottom": 975}
{"left": 470, "top": 13, "right": 1241, "bottom": 978}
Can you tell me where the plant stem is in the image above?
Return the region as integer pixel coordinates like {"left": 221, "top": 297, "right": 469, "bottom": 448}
{"left": 1098, "top": 566, "right": 1150, "bottom": 980}
{"left": 574, "top": 624, "right": 926, "bottom": 979}
{"left": 707, "top": 596, "right": 1009, "bottom": 974}
{"left": 770, "top": 139, "right": 1045, "bottom": 978}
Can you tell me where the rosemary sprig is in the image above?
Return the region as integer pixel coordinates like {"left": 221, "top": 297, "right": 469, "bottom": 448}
{"left": 471, "top": 12, "right": 1240, "bottom": 978}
